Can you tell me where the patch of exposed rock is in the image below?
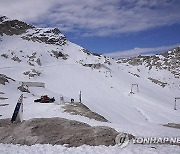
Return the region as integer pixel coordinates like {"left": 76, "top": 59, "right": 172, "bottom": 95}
{"left": 26, "top": 52, "right": 42, "bottom": 66}
{"left": 82, "top": 63, "right": 102, "bottom": 69}
{"left": 36, "top": 58, "right": 42, "bottom": 66}
{"left": 0, "top": 74, "right": 15, "bottom": 85}
{"left": 21, "top": 28, "right": 67, "bottom": 46}
{"left": 80, "top": 48, "right": 101, "bottom": 57}
{"left": 1, "top": 54, "right": 8, "bottom": 59}
{"left": 81, "top": 48, "right": 92, "bottom": 55}
{"left": 81, "top": 62, "right": 111, "bottom": 71}
{"left": 11, "top": 56, "right": 21, "bottom": 63}
{"left": 163, "top": 123, "right": 180, "bottom": 129}
{"left": 0, "top": 118, "right": 134, "bottom": 147}
{"left": 0, "top": 16, "right": 33, "bottom": 36}
{"left": 23, "top": 69, "right": 41, "bottom": 78}
{"left": 62, "top": 102, "right": 108, "bottom": 122}
{"left": 148, "top": 77, "right": 167, "bottom": 88}
{"left": 51, "top": 50, "right": 68, "bottom": 60}
{"left": 0, "top": 97, "right": 8, "bottom": 100}
{"left": 117, "top": 47, "right": 180, "bottom": 78}
{"left": 128, "top": 72, "right": 140, "bottom": 78}
{"left": 17, "top": 85, "right": 30, "bottom": 93}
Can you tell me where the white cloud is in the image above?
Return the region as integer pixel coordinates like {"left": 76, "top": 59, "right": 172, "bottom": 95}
{"left": 0, "top": 0, "right": 180, "bottom": 36}
{"left": 0, "top": 0, "right": 55, "bottom": 21}
{"left": 104, "top": 44, "right": 180, "bottom": 58}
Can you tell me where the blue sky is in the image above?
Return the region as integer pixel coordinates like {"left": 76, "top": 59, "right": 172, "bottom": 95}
{"left": 67, "top": 23, "right": 180, "bottom": 54}
{"left": 0, "top": 0, "right": 180, "bottom": 57}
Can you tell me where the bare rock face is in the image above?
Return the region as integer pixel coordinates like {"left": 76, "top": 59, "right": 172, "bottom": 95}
{"left": 0, "top": 16, "right": 67, "bottom": 47}
{"left": 0, "top": 118, "right": 132, "bottom": 147}
{"left": 0, "top": 16, "right": 33, "bottom": 36}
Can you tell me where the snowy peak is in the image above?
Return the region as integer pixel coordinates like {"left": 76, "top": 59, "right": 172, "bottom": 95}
{"left": 0, "top": 16, "right": 67, "bottom": 46}
{"left": 0, "top": 16, "right": 109, "bottom": 80}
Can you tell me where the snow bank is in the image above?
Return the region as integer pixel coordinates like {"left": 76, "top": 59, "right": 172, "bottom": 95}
{"left": 0, "top": 143, "right": 180, "bottom": 154}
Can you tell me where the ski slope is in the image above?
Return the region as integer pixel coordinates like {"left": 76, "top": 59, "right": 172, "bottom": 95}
{"left": 0, "top": 17, "right": 180, "bottom": 153}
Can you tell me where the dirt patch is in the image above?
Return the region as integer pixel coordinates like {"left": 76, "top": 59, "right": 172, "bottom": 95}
{"left": 62, "top": 102, "right": 108, "bottom": 122}
{"left": 0, "top": 118, "right": 133, "bottom": 147}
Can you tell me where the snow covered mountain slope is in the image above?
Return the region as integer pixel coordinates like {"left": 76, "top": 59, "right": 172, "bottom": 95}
{"left": 0, "top": 16, "right": 180, "bottom": 139}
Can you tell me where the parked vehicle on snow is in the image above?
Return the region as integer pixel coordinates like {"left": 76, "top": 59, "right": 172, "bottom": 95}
{"left": 34, "top": 95, "right": 55, "bottom": 103}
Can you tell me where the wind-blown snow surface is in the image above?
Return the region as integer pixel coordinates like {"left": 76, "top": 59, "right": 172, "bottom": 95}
{"left": 0, "top": 143, "right": 180, "bottom": 154}
{"left": 0, "top": 17, "right": 180, "bottom": 153}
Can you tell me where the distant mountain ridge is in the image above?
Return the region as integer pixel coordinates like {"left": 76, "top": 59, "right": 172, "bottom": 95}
{"left": 117, "top": 47, "right": 180, "bottom": 78}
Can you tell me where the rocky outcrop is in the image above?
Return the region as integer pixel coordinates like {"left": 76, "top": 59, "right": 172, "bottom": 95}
{"left": 51, "top": 50, "right": 68, "bottom": 60}
{"left": 117, "top": 47, "right": 180, "bottom": 78}
{"left": 82, "top": 63, "right": 102, "bottom": 69}
{"left": 0, "top": 74, "right": 15, "bottom": 85}
{"left": 0, "top": 16, "right": 33, "bottom": 36}
{"left": 1, "top": 54, "right": 8, "bottom": 59}
{"left": 163, "top": 123, "right": 180, "bottom": 129}
{"left": 148, "top": 77, "right": 167, "bottom": 88}
{"left": 82, "top": 63, "right": 111, "bottom": 71}
{"left": 0, "top": 16, "right": 67, "bottom": 46}
{"left": 36, "top": 58, "right": 42, "bottom": 66}
{"left": 17, "top": 85, "right": 30, "bottom": 93}
{"left": 23, "top": 69, "right": 41, "bottom": 78}
{"left": 11, "top": 56, "right": 22, "bottom": 63}
{"left": 21, "top": 28, "right": 67, "bottom": 46}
